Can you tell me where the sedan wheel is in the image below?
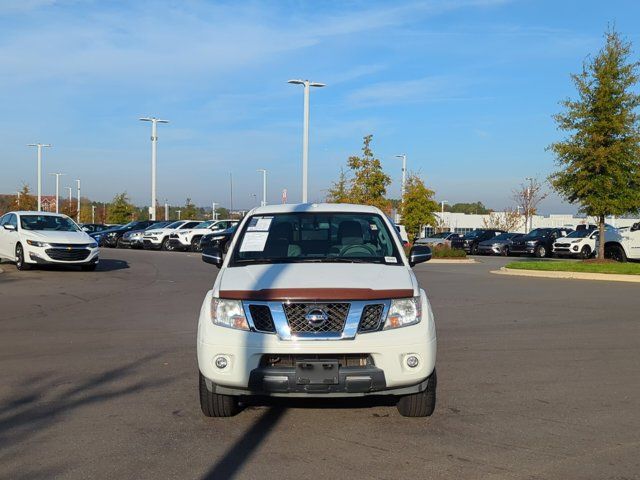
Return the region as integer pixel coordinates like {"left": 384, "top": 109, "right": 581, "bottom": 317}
{"left": 501, "top": 246, "right": 510, "bottom": 256}
{"left": 15, "top": 244, "right": 31, "bottom": 271}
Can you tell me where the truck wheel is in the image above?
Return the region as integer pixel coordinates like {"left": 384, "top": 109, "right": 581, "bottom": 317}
{"left": 396, "top": 370, "right": 437, "bottom": 417}
{"left": 470, "top": 243, "right": 479, "bottom": 255}
{"left": 535, "top": 245, "right": 546, "bottom": 258}
{"left": 191, "top": 237, "right": 202, "bottom": 252}
{"left": 605, "top": 244, "right": 627, "bottom": 263}
{"left": 15, "top": 244, "right": 31, "bottom": 271}
{"left": 580, "top": 245, "right": 591, "bottom": 259}
{"left": 199, "top": 372, "right": 241, "bottom": 417}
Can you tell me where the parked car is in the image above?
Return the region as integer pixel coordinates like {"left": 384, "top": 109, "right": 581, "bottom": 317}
{"left": 96, "top": 220, "right": 159, "bottom": 248}
{"left": 168, "top": 219, "right": 238, "bottom": 252}
{"left": 0, "top": 211, "right": 99, "bottom": 271}
{"left": 602, "top": 222, "right": 640, "bottom": 262}
{"left": 119, "top": 221, "right": 172, "bottom": 249}
{"left": 142, "top": 220, "right": 201, "bottom": 250}
{"left": 452, "top": 229, "right": 506, "bottom": 254}
{"left": 80, "top": 223, "right": 112, "bottom": 233}
{"left": 510, "top": 227, "right": 573, "bottom": 258}
{"left": 477, "top": 232, "right": 523, "bottom": 256}
{"left": 197, "top": 203, "right": 437, "bottom": 417}
{"left": 553, "top": 228, "right": 598, "bottom": 259}
{"left": 414, "top": 231, "right": 462, "bottom": 247}
{"left": 199, "top": 224, "right": 238, "bottom": 253}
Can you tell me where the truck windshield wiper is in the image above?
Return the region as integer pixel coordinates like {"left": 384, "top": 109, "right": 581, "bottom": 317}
{"left": 298, "top": 257, "right": 381, "bottom": 264}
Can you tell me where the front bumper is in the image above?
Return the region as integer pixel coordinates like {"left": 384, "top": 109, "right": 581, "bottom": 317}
{"left": 477, "top": 244, "right": 501, "bottom": 255}
{"left": 25, "top": 245, "right": 99, "bottom": 265}
{"left": 510, "top": 245, "right": 536, "bottom": 255}
{"left": 197, "top": 290, "right": 437, "bottom": 397}
{"left": 168, "top": 238, "right": 190, "bottom": 250}
{"left": 142, "top": 238, "right": 162, "bottom": 249}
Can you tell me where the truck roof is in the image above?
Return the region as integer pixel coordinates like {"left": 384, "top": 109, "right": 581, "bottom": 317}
{"left": 248, "top": 203, "right": 383, "bottom": 215}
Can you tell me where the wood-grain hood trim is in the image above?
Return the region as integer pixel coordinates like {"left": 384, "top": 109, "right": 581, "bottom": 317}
{"left": 218, "top": 288, "right": 415, "bottom": 301}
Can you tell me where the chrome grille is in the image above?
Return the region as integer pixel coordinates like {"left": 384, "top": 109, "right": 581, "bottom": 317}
{"left": 283, "top": 303, "right": 349, "bottom": 334}
{"left": 248, "top": 305, "right": 276, "bottom": 333}
{"left": 358, "top": 304, "right": 385, "bottom": 332}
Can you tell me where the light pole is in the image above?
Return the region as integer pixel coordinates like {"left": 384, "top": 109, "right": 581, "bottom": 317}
{"left": 65, "top": 186, "right": 72, "bottom": 216}
{"left": 395, "top": 154, "right": 407, "bottom": 199}
{"left": 212, "top": 202, "right": 217, "bottom": 221}
{"left": 27, "top": 143, "right": 52, "bottom": 211}
{"left": 288, "top": 79, "right": 325, "bottom": 203}
{"left": 76, "top": 179, "right": 81, "bottom": 222}
{"left": 164, "top": 199, "right": 169, "bottom": 221}
{"left": 177, "top": 209, "right": 181, "bottom": 220}
{"left": 441, "top": 200, "right": 449, "bottom": 216}
{"left": 257, "top": 169, "right": 267, "bottom": 206}
{"left": 140, "top": 117, "right": 169, "bottom": 220}
{"left": 92, "top": 205, "right": 96, "bottom": 223}
{"left": 16, "top": 191, "right": 21, "bottom": 209}
{"left": 525, "top": 176, "right": 533, "bottom": 233}
{"left": 229, "top": 172, "right": 234, "bottom": 213}
{"left": 49, "top": 172, "right": 65, "bottom": 213}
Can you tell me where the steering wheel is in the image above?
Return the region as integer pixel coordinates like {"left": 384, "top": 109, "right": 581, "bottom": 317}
{"left": 340, "top": 243, "right": 377, "bottom": 257}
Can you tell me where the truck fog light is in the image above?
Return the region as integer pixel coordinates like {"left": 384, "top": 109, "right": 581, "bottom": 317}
{"left": 406, "top": 355, "right": 419, "bottom": 368}
{"left": 215, "top": 356, "right": 228, "bottom": 369}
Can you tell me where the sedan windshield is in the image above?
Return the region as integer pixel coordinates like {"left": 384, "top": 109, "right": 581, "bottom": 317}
{"left": 492, "top": 233, "right": 516, "bottom": 241}
{"left": 231, "top": 212, "right": 402, "bottom": 265}
{"left": 429, "top": 232, "right": 450, "bottom": 239}
{"left": 20, "top": 215, "right": 79, "bottom": 232}
{"left": 566, "top": 229, "right": 594, "bottom": 238}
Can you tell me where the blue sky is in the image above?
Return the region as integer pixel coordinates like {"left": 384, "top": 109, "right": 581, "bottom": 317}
{"left": 1, "top": 0, "right": 639, "bottom": 213}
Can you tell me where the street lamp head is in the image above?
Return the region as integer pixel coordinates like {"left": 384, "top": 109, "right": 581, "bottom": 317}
{"left": 287, "top": 79, "right": 305, "bottom": 85}
{"left": 309, "top": 82, "right": 326, "bottom": 88}
{"left": 395, "top": 154, "right": 406, "bottom": 159}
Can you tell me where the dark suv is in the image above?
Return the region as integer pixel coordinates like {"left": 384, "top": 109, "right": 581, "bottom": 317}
{"left": 509, "top": 227, "right": 573, "bottom": 258}
{"left": 97, "top": 220, "right": 159, "bottom": 248}
{"left": 451, "top": 229, "right": 506, "bottom": 255}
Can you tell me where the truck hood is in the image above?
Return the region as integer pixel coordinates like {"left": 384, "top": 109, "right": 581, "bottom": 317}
{"left": 216, "top": 263, "right": 417, "bottom": 300}
{"left": 23, "top": 230, "right": 94, "bottom": 244}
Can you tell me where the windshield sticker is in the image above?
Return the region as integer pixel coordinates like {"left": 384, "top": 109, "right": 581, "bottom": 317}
{"left": 247, "top": 216, "right": 273, "bottom": 232}
{"left": 385, "top": 256, "right": 398, "bottom": 263}
{"left": 239, "top": 231, "right": 269, "bottom": 252}
{"left": 370, "top": 224, "right": 378, "bottom": 231}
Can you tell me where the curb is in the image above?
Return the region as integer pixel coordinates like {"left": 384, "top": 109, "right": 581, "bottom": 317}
{"left": 491, "top": 267, "right": 640, "bottom": 283}
{"left": 428, "top": 258, "right": 477, "bottom": 264}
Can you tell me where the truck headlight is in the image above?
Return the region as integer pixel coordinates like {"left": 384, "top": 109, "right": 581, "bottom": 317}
{"left": 211, "top": 298, "right": 249, "bottom": 331}
{"left": 26, "top": 239, "right": 50, "bottom": 247}
{"left": 383, "top": 297, "right": 421, "bottom": 330}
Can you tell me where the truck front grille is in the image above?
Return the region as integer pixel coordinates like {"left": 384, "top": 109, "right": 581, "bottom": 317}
{"left": 283, "top": 302, "right": 349, "bottom": 334}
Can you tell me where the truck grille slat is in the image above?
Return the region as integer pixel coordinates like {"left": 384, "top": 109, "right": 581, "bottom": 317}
{"left": 358, "top": 304, "right": 385, "bottom": 332}
{"left": 248, "top": 305, "right": 276, "bottom": 333}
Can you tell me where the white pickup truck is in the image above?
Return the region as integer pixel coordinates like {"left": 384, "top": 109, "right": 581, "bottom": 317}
{"left": 603, "top": 222, "right": 640, "bottom": 262}
{"left": 197, "top": 203, "right": 437, "bottom": 417}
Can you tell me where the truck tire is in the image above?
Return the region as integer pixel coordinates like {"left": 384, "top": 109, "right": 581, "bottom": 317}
{"left": 605, "top": 244, "right": 627, "bottom": 263}
{"left": 396, "top": 370, "right": 437, "bottom": 417}
{"left": 535, "top": 245, "right": 547, "bottom": 258}
{"left": 199, "top": 372, "right": 241, "bottom": 417}
{"left": 161, "top": 237, "right": 172, "bottom": 251}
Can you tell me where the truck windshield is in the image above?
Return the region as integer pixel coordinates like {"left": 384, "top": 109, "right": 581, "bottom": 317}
{"left": 231, "top": 212, "right": 403, "bottom": 265}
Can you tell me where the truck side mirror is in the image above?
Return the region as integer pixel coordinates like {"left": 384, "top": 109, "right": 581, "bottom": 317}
{"left": 631, "top": 223, "right": 640, "bottom": 232}
{"left": 409, "top": 245, "right": 432, "bottom": 267}
{"left": 202, "top": 245, "right": 224, "bottom": 268}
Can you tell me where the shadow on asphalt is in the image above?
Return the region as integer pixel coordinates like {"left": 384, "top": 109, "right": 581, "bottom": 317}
{"left": 0, "top": 353, "right": 170, "bottom": 478}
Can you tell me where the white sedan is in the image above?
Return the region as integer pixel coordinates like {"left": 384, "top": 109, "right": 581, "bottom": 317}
{"left": 0, "top": 211, "right": 99, "bottom": 271}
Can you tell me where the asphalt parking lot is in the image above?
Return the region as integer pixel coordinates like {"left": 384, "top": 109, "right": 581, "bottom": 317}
{"left": 1, "top": 250, "right": 639, "bottom": 480}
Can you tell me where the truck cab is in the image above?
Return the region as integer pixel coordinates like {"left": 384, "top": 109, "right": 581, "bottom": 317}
{"left": 197, "top": 203, "right": 437, "bottom": 417}
{"left": 603, "top": 222, "right": 640, "bottom": 262}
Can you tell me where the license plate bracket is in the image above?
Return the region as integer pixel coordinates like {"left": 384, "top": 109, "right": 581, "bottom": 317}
{"left": 295, "top": 361, "right": 339, "bottom": 385}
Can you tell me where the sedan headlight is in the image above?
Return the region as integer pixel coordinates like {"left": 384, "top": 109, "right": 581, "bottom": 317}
{"left": 26, "top": 239, "right": 50, "bottom": 247}
{"left": 89, "top": 242, "right": 98, "bottom": 248}
{"left": 210, "top": 298, "right": 249, "bottom": 330}
{"left": 383, "top": 297, "right": 421, "bottom": 330}
{"left": 526, "top": 240, "right": 537, "bottom": 245}
{"left": 571, "top": 239, "right": 582, "bottom": 244}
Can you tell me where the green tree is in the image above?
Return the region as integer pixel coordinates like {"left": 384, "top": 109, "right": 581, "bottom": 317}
{"left": 182, "top": 198, "right": 198, "bottom": 219}
{"left": 550, "top": 30, "right": 640, "bottom": 259}
{"left": 347, "top": 135, "right": 391, "bottom": 212}
{"left": 326, "top": 168, "right": 351, "bottom": 203}
{"left": 400, "top": 173, "right": 438, "bottom": 241}
{"left": 14, "top": 183, "right": 37, "bottom": 211}
{"left": 107, "top": 192, "right": 134, "bottom": 224}
{"left": 446, "top": 201, "right": 490, "bottom": 214}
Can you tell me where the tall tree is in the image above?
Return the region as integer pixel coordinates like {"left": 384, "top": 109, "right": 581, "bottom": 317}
{"left": 182, "top": 198, "right": 198, "bottom": 219}
{"left": 482, "top": 208, "right": 524, "bottom": 232}
{"left": 326, "top": 168, "right": 351, "bottom": 203}
{"left": 550, "top": 30, "right": 640, "bottom": 259}
{"left": 400, "top": 173, "right": 438, "bottom": 241}
{"left": 512, "top": 178, "right": 548, "bottom": 233}
{"left": 107, "top": 192, "right": 134, "bottom": 224}
{"left": 347, "top": 135, "right": 391, "bottom": 212}
{"left": 13, "top": 183, "right": 37, "bottom": 211}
